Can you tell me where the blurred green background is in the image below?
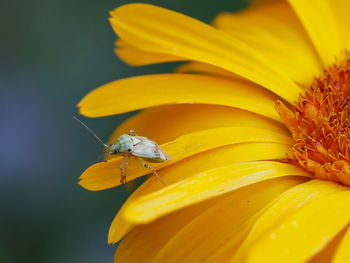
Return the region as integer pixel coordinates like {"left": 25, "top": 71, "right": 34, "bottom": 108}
{"left": 1, "top": 0, "right": 246, "bottom": 262}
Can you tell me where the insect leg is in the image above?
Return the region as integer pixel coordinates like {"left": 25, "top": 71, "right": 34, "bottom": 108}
{"left": 103, "top": 150, "right": 109, "bottom": 162}
{"left": 124, "top": 157, "right": 129, "bottom": 180}
{"left": 134, "top": 157, "right": 166, "bottom": 186}
{"left": 129, "top": 129, "right": 138, "bottom": 136}
{"left": 120, "top": 157, "right": 126, "bottom": 184}
{"left": 124, "top": 157, "right": 135, "bottom": 191}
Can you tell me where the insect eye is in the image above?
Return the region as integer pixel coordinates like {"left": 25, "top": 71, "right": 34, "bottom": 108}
{"left": 113, "top": 149, "right": 117, "bottom": 154}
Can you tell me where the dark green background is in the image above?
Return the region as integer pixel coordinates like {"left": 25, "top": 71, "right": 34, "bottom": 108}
{"left": 1, "top": 0, "right": 246, "bottom": 262}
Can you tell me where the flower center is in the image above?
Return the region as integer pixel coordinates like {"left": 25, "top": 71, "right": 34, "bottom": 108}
{"left": 276, "top": 56, "right": 350, "bottom": 186}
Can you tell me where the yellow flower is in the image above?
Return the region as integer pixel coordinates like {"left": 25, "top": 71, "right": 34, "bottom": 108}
{"left": 77, "top": 0, "right": 350, "bottom": 262}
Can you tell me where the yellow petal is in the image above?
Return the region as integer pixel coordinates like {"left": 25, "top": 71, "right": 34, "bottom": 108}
{"left": 108, "top": 104, "right": 288, "bottom": 145}
{"left": 247, "top": 190, "right": 350, "bottom": 263}
{"left": 286, "top": 0, "right": 342, "bottom": 66}
{"left": 153, "top": 177, "right": 306, "bottom": 263}
{"left": 115, "top": 39, "right": 184, "bottom": 66}
{"left": 203, "top": 214, "right": 261, "bottom": 263}
{"left": 329, "top": 0, "right": 350, "bottom": 49}
{"left": 110, "top": 4, "right": 302, "bottom": 102}
{"left": 78, "top": 73, "right": 281, "bottom": 120}
{"left": 232, "top": 179, "right": 348, "bottom": 262}
{"left": 114, "top": 192, "right": 221, "bottom": 263}
{"left": 308, "top": 227, "right": 348, "bottom": 263}
{"left": 114, "top": 177, "right": 304, "bottom": 263}
{"left": 109, "top": 142, "right": 293, "bottom": 244}
{"left": 123, "top": 162, "right": 311, "bottom": 223}
{"left": 176, "top": 61, "right": 240, "bottom": 79}
{"left": 332, "top": 225, "right": 350, "bottom": 263}
{"left": 213, "top": 1, "right": 322, "bottom": 85}
{"left": 79, "top": 127, "right": 293, "bottom": 191}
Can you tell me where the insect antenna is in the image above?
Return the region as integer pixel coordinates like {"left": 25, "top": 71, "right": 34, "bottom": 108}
{"left": 73, "top": 116, "right": 109, "bottom": 149}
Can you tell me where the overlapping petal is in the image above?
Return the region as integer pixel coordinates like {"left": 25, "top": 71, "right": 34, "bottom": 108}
{"left": 123, "top": 162, "right": 311, "bottom": 223}
{"left": 108, "top": 104, "right": 287, "bottom": 145}
{"left": 115, "top": 39, "right": 184, "bottom": 66}
{"left": 152, "top": 177, "right": 306, "bottom": 263}
{"left": 113, "top": 194, "right": 219, "bottom": 263}
{"left": 332, "top": 225, "right": 350, "bottom": 263}
{"left": 80, "top": 127, "right": 292, "bottom": 190}
{"left": 213, "top": 0, "right": 322, "bottom": 85}
{"left": 109, "top": 142, "right": 293, "bottom": 244}
{"left": 114, "top": 177, "right": 305, "bottom": 263}
{"left": 232, "top": 180, "right": 348, "bottom": 262}
{"left": 109, "top": 3, "right": 302, "bottom": 102}
{"left": 308, "top": 227, "right": 348, "bottom": 263}
{"left": 176, "top": 62, "right": 239, "bottom": 79}
{"left": 286, "top": 0, "right": 342, "bottom": 66}
{"left": 78, "top": 74, "right": 281, "bottom": 121}
{"left": 328, "top": 0, "right": 350, "bottom": 49}
{"left": 247, "top": 190, "right": 350, "bottom": 263}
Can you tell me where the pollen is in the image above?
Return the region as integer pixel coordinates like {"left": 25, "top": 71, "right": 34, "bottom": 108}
{"left": 276, "top": 56, "right": 350, "bottom": 186}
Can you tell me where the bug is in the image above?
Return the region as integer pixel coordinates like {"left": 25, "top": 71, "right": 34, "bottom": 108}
{"left": 73, "top": 116, "right": 170, "bottom": 185}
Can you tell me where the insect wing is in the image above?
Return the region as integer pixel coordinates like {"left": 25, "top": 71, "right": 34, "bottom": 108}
{"left": 155, "top": 144, "right": 172, "bottom": 161}
{"left": 132, "top": 139, "right": 161, "bottom": 159}
{"left": 131, "top": 137, "right": 170, "bottom": 161}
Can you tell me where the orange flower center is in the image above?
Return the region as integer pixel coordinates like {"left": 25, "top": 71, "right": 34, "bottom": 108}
{"left": 276, "top": 56, "right": 350, "bottom": 186}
